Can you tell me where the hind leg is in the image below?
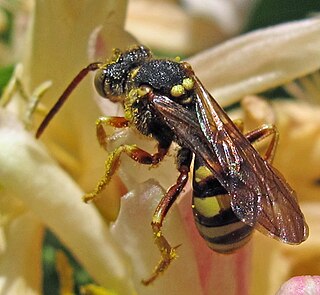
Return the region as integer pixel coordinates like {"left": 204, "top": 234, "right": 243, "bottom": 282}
{"left": 142, "top": 148, "right": 193, "bottom": 285}
{"left": 245, "top": 124, "right": 279, "bottom": 163}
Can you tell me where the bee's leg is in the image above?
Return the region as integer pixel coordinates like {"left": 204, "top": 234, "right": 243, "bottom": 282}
{"left": 142, "top": 148, "right": 193, "bottom": 285}
{"left": 95, "top": 116, "right": 130, "bottom": 150}
{"left": 83, "top": 141, "right": 171, "bottom": 203}
{"left": 245, "top": 125, "right": 279, "bottom": 163}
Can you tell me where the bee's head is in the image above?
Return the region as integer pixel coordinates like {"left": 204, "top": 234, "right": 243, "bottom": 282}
{"left": 94, "top": 45, "right": 152, "bottom": 102}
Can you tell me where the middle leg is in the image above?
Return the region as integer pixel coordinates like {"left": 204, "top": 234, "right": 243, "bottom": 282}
{"left": 95, "top": 116, "right": 130, "bottom": 150}
{"left": 83, "top": 140, "right": 171, "bottom": 203}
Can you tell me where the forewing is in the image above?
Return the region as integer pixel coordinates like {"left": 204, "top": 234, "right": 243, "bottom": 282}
{"left": 151, "top": 92, "right": 263, "bottom": 225}
{"left": 192, "top": 74, "right": 308, "bottom": 243}
{"left": 150, "top": 94, "right": 219, "bottom": 167}
{"left": 193, "top": 75, "right": 264, "bottom": 225}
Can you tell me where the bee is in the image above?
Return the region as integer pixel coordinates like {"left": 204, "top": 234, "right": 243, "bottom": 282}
{"left": 36, "top": 45, "right": 309, "bottom": 285}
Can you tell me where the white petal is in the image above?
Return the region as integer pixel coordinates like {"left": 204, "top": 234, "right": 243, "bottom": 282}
{"left": 0, "top": 110, "right": 134, "bottom": 294}
{"left": 189, "top": 18, "right": 320, "bottom": 106}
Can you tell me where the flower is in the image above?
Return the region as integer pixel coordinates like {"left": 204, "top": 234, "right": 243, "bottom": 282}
{"left": 276, "top": 276, "right": 320, "bottom": 295}
{"left": 1, "top": 1, "right": 320, "bottom": 295}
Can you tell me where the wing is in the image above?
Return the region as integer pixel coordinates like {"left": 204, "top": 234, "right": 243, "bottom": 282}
{"left": 192, "top": 73, "right": 308, "bottom": 244}
{"left": 150, "top": 72, "right": 308, "bottom": 244}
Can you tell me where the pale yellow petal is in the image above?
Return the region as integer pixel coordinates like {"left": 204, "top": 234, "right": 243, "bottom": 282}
{"left": 19, "top": 1, "right": 136, "bottom": 220}
{"left": 272, "top": 101, "right": 320, "bottom": 203}
{"left": 0, "top": 213, "right": 42, "bottom": 295}
{"left": 226, "top": 97, "right": 320, "bottom": 293}
{"left": 182, "top": 0, "right": 256, "bottom": 35}
{"left": 111, "top": 180, "right": 252, "bottom": 294}
{"left": 251, "top": 203, "right": 320, "bottom": 295}
{"left": 22, "top": 0, "right": 130, "bottom": 178}
{"left": 126, "top": 0, "right": 228, "bottom": 55}
{"left": 236, "top": 96, "right": 320, "bottom": 203}
{"left": 110, "top": 180, "right": 204, "bottom": 295}
{"left": 0, "top": 110, "right": 134, "bottom": 294}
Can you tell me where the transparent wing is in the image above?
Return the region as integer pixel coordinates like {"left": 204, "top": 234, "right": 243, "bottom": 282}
{"left": 150, "top": 73, "right": 308, "bottom": 244}
{"left": 191, "top": 74, "right": 308, "bottom": 243}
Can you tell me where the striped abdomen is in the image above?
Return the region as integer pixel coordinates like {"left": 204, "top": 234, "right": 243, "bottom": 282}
{"left": 192, "top": 156, "right": 253, "bottom": 253}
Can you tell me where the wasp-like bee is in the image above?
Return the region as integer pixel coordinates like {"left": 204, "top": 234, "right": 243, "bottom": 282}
{"left": 36, "top": 45, "right": 308, "bottom": 285}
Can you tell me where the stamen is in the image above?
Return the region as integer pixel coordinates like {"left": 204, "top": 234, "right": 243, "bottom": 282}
{"left": 284, "top": 70, "right": 320, "bottom": 103}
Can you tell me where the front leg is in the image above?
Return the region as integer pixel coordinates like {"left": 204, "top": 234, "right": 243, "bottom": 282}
{"left": 142, "top": 148, "right": 193, "bottom": 285}
{"left": 95, "top": 116, "right": 130, "bottom": 150}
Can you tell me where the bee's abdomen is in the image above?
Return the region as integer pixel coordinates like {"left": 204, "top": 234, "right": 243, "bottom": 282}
{"left": 192, "top": 158, "right": 253, "bottom": 253}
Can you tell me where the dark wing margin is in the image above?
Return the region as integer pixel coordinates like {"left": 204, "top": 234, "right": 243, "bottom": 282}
{"left": 255, "top": 164, "right": 309, "bottom": 244}
{"left": 190, "top": 72, "right": 308, "bottom": 244}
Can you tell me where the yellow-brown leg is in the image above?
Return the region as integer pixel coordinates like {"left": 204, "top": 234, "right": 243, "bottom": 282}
{"left": 83, "top": 143, "right": 170, "bottom": 203}
{"left": 233, "top": 120, "right": 278, "bottom": 163}
{"left": 245, "top": 124, "right": 279, "bottom": 163}
{"left": 95, "top": 116, "right": 130, "bottom": 150}
{"left": 142, "top": 148, "right": 192, "bottom": 285}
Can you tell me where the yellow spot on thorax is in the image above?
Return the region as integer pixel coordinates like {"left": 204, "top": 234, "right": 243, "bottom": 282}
{"left": 170, "top": 85, "right": 185, "bottom": 97}
{"left": 182, "top": 78, "right": 194, "bottom": 90}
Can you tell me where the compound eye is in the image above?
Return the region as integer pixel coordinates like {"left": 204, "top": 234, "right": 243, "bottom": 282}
{"left": 94, "top": 68, "right": 111, "bottom": 98}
